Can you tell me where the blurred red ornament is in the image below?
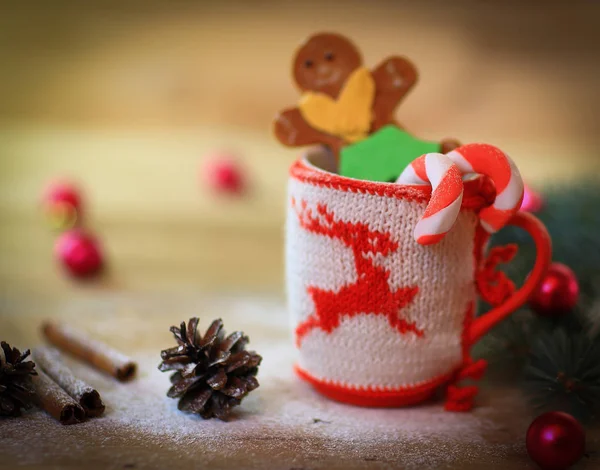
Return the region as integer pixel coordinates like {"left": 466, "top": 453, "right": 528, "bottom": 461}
{"left": 42, "top": 181, "right": 83, "bottom": 230}
{"left": 202, "top": 155, "right": 246, "bottom": 195}
{"left": 526, "top": 412, "right": 585, "bottom": 470}
{"left": 55, "top": 230, "right": 103, "bottom": 277}
{"left": 520, "top": 185, "right": 544, "bottom": 213}
{"left": 529, "top": 263, "right": 579, "bottom": 317}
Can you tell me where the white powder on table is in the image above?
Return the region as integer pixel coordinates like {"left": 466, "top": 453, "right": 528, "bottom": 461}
{"left": 0, "top": 294, "right": 537, "bottom": 469}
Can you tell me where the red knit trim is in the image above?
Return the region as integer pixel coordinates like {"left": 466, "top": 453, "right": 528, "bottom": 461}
{"left": 445, "top": 385, "right": 480, "bottom": 412}
{"left": 476, "top": 244, "right": 518, "bottom": 306}
{"left": 444, "top": 301, "right": 488, "bottom": 412}
{"left": 295, "top": 300, "right": 486, "bottom": 410}
{"left": 295, "top": 364, "right": 452, "bottom": 408}
{"left": 289, "top": 158, "right": 496, "bottom": 210}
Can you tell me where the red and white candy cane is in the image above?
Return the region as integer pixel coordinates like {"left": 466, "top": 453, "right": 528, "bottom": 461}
{"left": 396, "top": 153, "right": 464, "bottom": 245}
{"left": 445, "top": 143, "right": 524, "bottom": 233}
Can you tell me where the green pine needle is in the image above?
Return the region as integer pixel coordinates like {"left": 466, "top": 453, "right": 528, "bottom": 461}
{"left": 524, "top": 328, "right": 600, "bottom": 422}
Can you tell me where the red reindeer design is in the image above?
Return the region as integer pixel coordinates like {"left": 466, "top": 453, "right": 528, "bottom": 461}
{"left": 293, "top": 200, "right": 423, "bottom": 346}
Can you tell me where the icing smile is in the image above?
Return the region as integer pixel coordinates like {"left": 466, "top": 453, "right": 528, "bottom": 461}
{"left": 314, "top": 70, "right": 342, "bottom": 88}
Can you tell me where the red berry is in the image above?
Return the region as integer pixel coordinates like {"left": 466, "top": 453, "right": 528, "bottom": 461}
{"left": 202, "top": 156, "right": 245, "bottom": 194}
{"left": 43, "top": 181, "right": 82, "bottom": 210}
{"left": 55, "top": 230, "right": 103, "bottom": 277}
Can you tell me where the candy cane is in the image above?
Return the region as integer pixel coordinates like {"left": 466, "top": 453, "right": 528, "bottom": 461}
{"left": 396, "top": 153, "right": 464, "bottom": 245}
{"left": 445, "top": 143, "right": 524, "bottom": 233}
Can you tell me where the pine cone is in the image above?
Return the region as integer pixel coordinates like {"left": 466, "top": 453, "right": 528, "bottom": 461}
{"left": 158, "top": 318, "right": 261, "bottom": 420}
{"left": 0, "top": 341, "right": 37, "bottom": 417}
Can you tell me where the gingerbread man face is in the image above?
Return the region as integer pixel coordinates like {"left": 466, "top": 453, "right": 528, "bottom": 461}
{"left": 293, "top": 33, "right": 362, "bottom": 98}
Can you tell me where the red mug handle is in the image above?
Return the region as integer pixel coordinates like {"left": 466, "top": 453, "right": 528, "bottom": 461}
{"left": 467, "top": 211, "right": 552, "bottom": 344}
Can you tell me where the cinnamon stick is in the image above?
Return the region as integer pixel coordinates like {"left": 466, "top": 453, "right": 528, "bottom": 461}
{"left": 32, "top": 369, "right": 85, "bottom": 425}
{"left": 33, "top": 346, "right": 105, "bottom": 417}
{"left": 41, "top": 321, "right": 137, "bottom": 382}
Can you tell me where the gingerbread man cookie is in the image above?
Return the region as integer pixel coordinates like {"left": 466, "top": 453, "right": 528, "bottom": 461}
{"left": 273, "top": 32, "right": 460, "bottom": 162}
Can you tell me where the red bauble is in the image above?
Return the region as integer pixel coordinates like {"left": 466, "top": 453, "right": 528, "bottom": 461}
{"left": 202, "top": 155, "right": 246, "bottom": 195}
{"left": 520, "top": 185, "right": 544, "bottom": 213}
{"left": 42, "top": 181, "right": 83, "bottom": 230}
{"left": 526, "top": 412, "right": 585, "bottom": 470}
{"left": 529, "top": 263, "right": 579, "bottom": 317}
{"left": 55, "top": 230, "right": 103, "bottom": 277}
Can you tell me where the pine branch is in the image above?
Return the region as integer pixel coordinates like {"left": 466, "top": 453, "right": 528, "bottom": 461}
{"left": 524, "top": 328, "right": 600, "bottom": 422}
{"left": 475, "top": 182, "right": 600, "bottom": 420}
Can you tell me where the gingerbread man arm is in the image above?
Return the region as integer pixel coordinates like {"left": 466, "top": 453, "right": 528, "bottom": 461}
{"left": 273, "top": 107, "right": 344, "bottom": 157}
{"left": 440, "top": 138, "right": 461, "bottom": 153}
{"left": 370, "top": 56, "right": 418, "bottom": 132}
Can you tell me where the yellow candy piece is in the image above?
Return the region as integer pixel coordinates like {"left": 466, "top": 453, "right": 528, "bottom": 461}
{"left": 298, "top": 67, "right": 375, "bottom": 143}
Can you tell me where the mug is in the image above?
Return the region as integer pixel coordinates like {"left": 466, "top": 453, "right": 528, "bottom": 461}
{"left": 286, "top": 148, "right": 551, "bottom": 410}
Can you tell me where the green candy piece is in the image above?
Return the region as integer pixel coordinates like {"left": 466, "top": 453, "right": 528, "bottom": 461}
{"left": 339, "top": 125, "right": 441, "bottom": 182}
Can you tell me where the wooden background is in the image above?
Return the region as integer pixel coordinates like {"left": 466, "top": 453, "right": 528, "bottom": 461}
{"left": 1, "top": 1, "right": 599, "bottom": 468}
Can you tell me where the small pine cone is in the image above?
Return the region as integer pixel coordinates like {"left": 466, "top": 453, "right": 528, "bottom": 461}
{"left": 0, "top": 341, "right": 37, "bottom": 417}
{"left": 158, "top": 318, "right": 262, "bottom": 420}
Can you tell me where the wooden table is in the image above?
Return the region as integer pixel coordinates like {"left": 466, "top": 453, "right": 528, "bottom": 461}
{"left": 1, "top": 1, "right": 599, "bottom": 468}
